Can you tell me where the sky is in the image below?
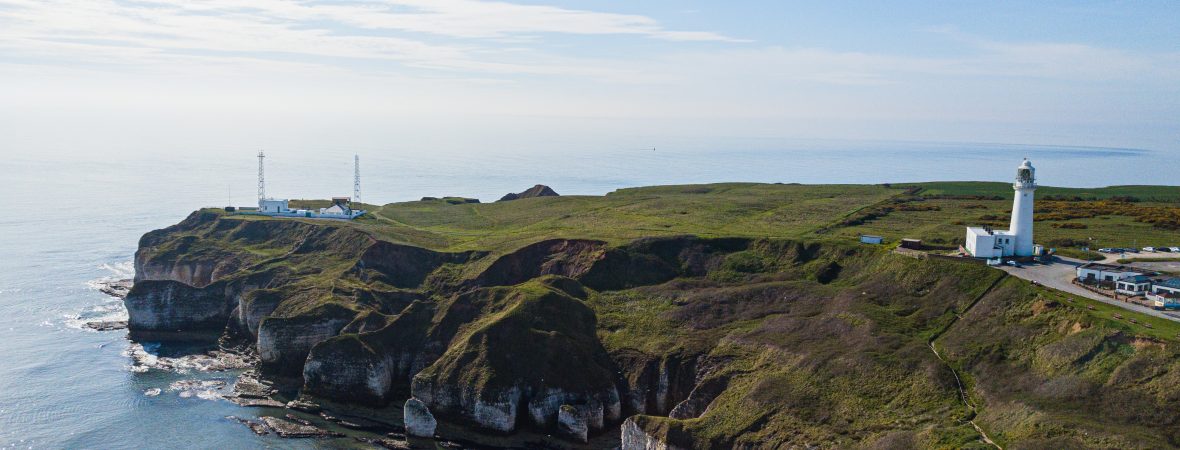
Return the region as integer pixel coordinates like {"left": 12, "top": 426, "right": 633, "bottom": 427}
{"left": 1, "top": 0, "right": 1178, "bottom": 158}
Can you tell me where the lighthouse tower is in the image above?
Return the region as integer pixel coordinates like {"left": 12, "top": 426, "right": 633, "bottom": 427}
{"left": 1009, "top": 158, "right": 1037, "bottom": 257}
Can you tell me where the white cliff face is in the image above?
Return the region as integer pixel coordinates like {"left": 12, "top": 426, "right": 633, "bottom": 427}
{"left": 404, "top": 398, "right": 437, "bottom": 437}
{"left": 524, "top": 387, "right": 619, "bottom": 432}
{"left": 237, "top": 292, "right": 282, "bottom": 337}
{"left": 410, "top": 377, "right": 521, "bottom": 433}
{"left": 134, "top": 252, "right": 237, "bottom": 288}
{"left": 557, "top": 404, "right": 589, "bottom": 443}
{"left": 258, "top": 316, "right": 352, "bottom": 372}
{"left": 124, "top": 280, "right": 233, "bottom": 331}
{"left": 302, "top": 349, "right": 393, "bottom": 405}
{"left": 470, "top": 386, "right": 521, "bottom": 433}
{"left": 620, "top": 418, "right": 685, "bottom": 450}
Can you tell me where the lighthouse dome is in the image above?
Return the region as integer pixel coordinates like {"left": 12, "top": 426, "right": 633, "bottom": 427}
{"left": 1015, "top": 158, "right": 1036, "bottom": 186}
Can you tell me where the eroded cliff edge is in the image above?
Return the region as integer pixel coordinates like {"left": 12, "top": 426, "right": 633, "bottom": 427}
{"left": 125, "top": 209, "right": 1180, "bottom": 449}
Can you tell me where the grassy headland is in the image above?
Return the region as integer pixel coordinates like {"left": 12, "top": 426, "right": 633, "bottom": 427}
{"left": 156, "top": 181, "right": 1180, "bottom": 448}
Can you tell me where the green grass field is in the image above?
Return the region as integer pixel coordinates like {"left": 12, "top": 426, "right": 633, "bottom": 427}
{"left": 243, "top": 181, "right": 1180, "bottom": 256}
{"left": 365, "top": 183, "right": 900, "bottom": 253}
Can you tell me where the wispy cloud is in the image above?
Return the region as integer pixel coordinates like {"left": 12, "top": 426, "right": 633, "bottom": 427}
{"left": 0, "top": 0, "right": 741, "bottom": 79}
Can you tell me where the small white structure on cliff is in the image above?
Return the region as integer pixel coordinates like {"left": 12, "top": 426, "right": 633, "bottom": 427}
{"left": 251, "top": 152, "right": 365, "bottom": 220}
{"left": 965, "top": 159, "right": 1038, "bottom": 258}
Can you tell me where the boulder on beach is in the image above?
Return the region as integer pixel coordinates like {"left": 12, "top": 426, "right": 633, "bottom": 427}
{"left": 403, "top": 397, "right": 437, "bottom": 437}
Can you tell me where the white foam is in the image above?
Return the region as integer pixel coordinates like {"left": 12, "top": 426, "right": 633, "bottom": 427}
{"left": 99, "top": 260, "right": 135, "bottom": 279}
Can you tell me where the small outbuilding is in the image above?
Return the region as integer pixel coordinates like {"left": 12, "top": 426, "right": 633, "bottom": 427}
{"left": 259, "top": 199, "right": 290, "bottom": 214}
{"left": 900, "top": 238, "right": 922, "bottom": 250}
{"left": 860, "top": 235, "right": 884, "bottom": 245}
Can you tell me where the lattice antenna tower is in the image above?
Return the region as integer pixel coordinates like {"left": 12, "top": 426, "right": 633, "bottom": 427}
{"left": 353, "top": 154, "right": 361, "bottom": 205}
{"left": 257, "top": 151, "right": 266, "bottom": 201}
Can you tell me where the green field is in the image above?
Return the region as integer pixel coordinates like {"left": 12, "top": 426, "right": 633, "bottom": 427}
{"left": 281, "top": 181, "right": 1180, "bottom": 255}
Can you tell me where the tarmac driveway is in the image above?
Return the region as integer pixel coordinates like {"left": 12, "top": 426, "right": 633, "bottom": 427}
{"left": 998, "top": 256, "right": 1180, "bottom": 322}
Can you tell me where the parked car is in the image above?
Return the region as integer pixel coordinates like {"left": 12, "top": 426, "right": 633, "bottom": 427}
{"left": 1171, "top": 247, "right": 1180, "bottom": 252}
{"left": 1006, "top": 260, "right": 1021, "bottom": 268}
{"left": 1144, "top": 246, "right": 1156, "bottom": 252}
{"left": 1098, "top": 248, "right": 1114, "bottom": 253}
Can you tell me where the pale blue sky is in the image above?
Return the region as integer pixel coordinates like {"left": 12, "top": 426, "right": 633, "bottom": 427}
{"left": 1, "top": 1, "right": 1177, "bottom": 156}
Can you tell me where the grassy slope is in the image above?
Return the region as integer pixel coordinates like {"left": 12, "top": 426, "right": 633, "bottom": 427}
{"left": 937, "top": 278, "right": 1180, "bottom": 449}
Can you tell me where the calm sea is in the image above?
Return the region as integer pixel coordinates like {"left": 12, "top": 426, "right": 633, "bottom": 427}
{"left": 0, "top": 141, "right": 1175, "bottom": 449}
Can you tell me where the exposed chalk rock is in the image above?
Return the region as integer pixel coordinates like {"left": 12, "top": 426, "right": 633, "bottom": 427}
{"left": 557, "top": 404, "right": 589, "bottom": 443}
{"left": 403, "top": 398, "right": 437, "bottom": 437}
{"left": 258, "top": 308, "right": 353, "bottom": 374}
{"left": 124, "top": 280, "right": 233, "bottom": 332}
{"left": 620, "top": 417, "right": 687, "bottom": 450}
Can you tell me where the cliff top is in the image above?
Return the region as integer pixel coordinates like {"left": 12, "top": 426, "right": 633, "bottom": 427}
{"left": 224, "top": 181, "right": 1180, "bottom": 257}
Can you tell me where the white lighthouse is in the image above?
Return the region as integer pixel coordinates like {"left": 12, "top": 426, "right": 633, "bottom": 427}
{"left": 964, "top": 158, "right": 1038, "bottom": 259}
{"left": 1009, "top": 158, "right": 1037, "bottom": 256}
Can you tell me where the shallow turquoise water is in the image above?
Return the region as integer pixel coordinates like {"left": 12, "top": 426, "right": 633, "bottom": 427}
{"left": 0, "top": 141, "right": 1173, "bottom": 448}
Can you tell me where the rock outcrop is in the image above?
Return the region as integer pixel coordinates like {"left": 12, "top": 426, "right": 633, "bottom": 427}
{"left": 620, "top": 417, "right": 686, "bottom": 450}
{"left": 124, "top": 280, "right": 234, "bottom": 332}
{"left": 558, "top": 404, "right": 589, "bottom": 443}
{"left": 403, "top": 398, "right": 437, "bottom": 437}
{"left": 258, "top": 303, "right": 357, "bottom": 375}
{"left": 497, "top": 184, "right": 559, "bottom": 202}
{"left": 408, "top": 278, "right": 621, "bottom": 434}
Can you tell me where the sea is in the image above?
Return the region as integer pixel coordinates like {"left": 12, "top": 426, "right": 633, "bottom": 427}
{"left": 0, "top": 140, "right": 1176, "bottom": 449}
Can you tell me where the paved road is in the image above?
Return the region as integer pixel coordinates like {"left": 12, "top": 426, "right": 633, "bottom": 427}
{"left": 998, "top": 256, "right": 1180, "bottom": 322}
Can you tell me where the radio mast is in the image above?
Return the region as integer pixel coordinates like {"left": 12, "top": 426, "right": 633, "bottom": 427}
{"left": 257, "top": 151, "right": 266, "bottom": 201}
{"left": 353, "top": 154, "right": 361, "bottom": 205}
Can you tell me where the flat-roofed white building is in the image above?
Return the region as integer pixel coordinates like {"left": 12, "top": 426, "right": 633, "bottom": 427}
{"left": 1115, "top": 275, "right": 1153, "bottom": 296}
{"left": 1076, "top": 263, "right": 1144, "bottom": 283}
{"left": 259, "top": 199, "right": 290, "bottom": 214}
{"left": 965, "top": 227, "right": 1016, "bottom": 258}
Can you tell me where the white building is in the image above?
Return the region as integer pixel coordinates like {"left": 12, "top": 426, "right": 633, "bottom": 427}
{"left": 1149, "top": 278, "right": 1180, "bottom": 309}
{"left": 1115, "top": 275, "right": 1153, "bottom": 296}
{"left": 1076, "top": 263, "right": 1144, "bottom": 283}
{"left": 965, "top": 159, "right": 1037, "bottom": 258}
{"left": 965, "top": 227, "right": 1015, "bottom": 259}
{"left": 259, "top": 199, "right": 290, "bottom": 214}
